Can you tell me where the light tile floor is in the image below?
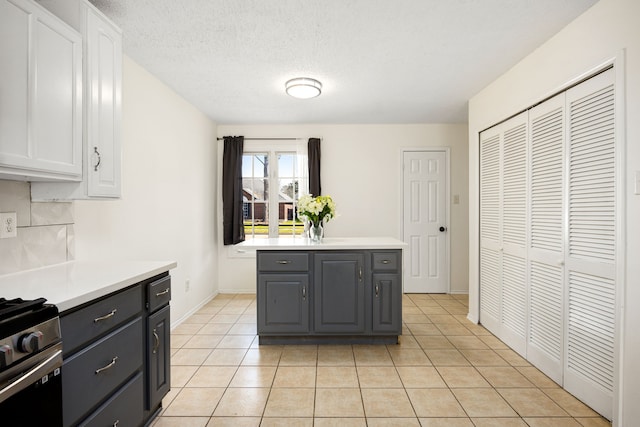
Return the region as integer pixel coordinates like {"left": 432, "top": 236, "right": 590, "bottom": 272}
{"left": 152, "top": 293, "right": 612, "bottom": 427}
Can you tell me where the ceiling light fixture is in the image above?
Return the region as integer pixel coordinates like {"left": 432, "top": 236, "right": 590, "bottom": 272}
{"left": 285, "top": 77, "right": 322, "bottom": 99}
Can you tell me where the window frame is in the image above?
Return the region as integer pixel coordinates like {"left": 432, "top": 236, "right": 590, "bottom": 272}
{"left": 241, "top": 140, "right": 309, "bottom": 241}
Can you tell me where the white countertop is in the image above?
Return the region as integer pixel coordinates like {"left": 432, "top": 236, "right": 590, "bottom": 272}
{"left": 236, "top": 237, "right": 407, "bottom": 250}
{"left": 0, "top": 260, "right": 177, "bottom": 312}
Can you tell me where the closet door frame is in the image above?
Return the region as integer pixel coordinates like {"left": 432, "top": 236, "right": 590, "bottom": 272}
{"left": 475, "top": 56, "right": 626, "bottom": 422}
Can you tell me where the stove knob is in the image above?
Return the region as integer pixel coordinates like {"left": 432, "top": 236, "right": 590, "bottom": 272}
{"left": 18, "top": 331, "right": 43, "bottom": 353}
{"left": 0, "top": 344, "right": 13, "bottom": 368}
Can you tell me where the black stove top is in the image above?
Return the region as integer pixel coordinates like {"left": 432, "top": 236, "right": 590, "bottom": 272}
{"left": 0, "top": 298, "right": 59, "bottom": 339}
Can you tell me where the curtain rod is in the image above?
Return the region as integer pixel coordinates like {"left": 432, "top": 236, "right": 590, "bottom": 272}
{"left": 216, "top": 137, "right": 304, "bottom": 141}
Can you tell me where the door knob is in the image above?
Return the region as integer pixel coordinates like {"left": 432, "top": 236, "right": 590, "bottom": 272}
{"left": 439, "top": 226, "right": 447, "bottom": 232}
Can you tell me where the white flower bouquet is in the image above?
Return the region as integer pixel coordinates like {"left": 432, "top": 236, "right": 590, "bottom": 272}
{"left": 297, "top": 194, "right": 336, "bottom": 227}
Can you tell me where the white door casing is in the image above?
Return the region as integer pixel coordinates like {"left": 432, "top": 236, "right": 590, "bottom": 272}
{"left": 402, "top": 150, "right": 449, "bottom": 293}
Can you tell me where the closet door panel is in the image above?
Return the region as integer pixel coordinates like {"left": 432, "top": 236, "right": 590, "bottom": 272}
{"left": 527, "top": 93, "right": 565, "bottom": 383}
{"left": 564, "top": 68, "right": 616, "bottom": 420}
{"left": 500, "top": 114, "right": 528, "bottom": 354}
{"left": 479, "top": 128, "right": 502, "bottom": 332}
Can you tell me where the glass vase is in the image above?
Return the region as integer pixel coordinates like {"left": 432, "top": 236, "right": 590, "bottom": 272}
{"left": 309, "top": 222, "right": 323, "bottom": 243}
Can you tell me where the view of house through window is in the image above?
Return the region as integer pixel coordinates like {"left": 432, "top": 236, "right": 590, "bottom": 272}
{"left": 242, "top": 148, "right": 308, "bottom": 239}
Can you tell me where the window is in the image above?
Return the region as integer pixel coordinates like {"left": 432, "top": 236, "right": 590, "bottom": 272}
{"left": 242, "top": 142, "right": 308, "bottom": 239}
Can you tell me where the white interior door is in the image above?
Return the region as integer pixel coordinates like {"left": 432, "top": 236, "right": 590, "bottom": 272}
{"left": 402, "top": 150, "right": 449, "bottom": 293}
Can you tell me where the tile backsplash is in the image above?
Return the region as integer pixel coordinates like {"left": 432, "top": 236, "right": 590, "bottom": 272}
{"left": 0, "top": 180, "right": 74, "bottom": 275}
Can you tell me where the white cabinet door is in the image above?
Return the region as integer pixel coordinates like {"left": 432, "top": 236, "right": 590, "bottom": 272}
{"left": 85, "top": 7, "right": 121, "bottom": 197}
{"left": 31, "top": 0, "right": 122, "bottom": 200}
{"left": 0, "top": 0, "right": 82, "bottom": 180}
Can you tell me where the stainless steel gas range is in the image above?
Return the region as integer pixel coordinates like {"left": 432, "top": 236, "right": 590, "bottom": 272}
{"left": 0, "top": 298, "right": 63, "bottom": 426}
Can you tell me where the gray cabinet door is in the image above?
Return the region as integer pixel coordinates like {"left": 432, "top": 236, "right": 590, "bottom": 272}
{"left": 372, "top": 273, "right": 402, "bottom": 333}
{"left": 314, "top": 252, "right": 365, "bottom": 333}
{"left": 258, "top": 274, "right": 310, "bottom": 333}
{"left": 147, "top": 305, "right": 170, "bottom": 411}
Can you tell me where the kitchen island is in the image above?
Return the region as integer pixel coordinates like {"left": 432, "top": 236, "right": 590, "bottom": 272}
{"left": 238, "top": 237, "right": 406, "bottom": 344}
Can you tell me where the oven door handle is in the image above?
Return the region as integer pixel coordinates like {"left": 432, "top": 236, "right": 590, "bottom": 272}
{"left": 0, "top": 345, "right": 62, "bottom": 404}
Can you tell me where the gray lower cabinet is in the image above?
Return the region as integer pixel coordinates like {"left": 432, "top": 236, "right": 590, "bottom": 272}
{"left": 371, "top": 251, "right": 402, "bottom": 333}
{"left": 257, "top": 250, "right": 401, "bottom": 343}
{"left": 144, "top": 273, "right": 172, "bottom": 422}
{"left": 258, "top": 274, "right": 309, "bottom": 333}
{"left": 62, "top": 317, "right": 143, "bottom": 426}
{"left": 146, "top": 304, "right": 170, "bottom": 413}
{"left": 79, "top": 373, "right": 143, "bottom": 427}
{"left": 314, "top": 252, "right": 365, "bottom": 333}
{"left": 60, "top": 273, "right": 171, "bottom": 427}
{"left": 372, "top": 273, "right": 401, "bottom": 332}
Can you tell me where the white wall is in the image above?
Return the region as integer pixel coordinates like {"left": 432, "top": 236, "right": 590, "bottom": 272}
{"left": 467, "top": 0, "right": 639, "bottom": 424}
{"left": 216, "top": 123, "right": 469, "bottom": 294}
{"left": 74, "top": 56, "right": 219, "bottom": 324}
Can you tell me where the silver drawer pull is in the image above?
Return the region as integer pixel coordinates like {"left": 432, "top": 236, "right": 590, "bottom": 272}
{"left": 95, "top": 356, "right": 118, "bottom": 374}
{"left": 302, "top": 285, "right": 306, "bottom": 301}
{"left": 153, "top": 329, "right": 160, "bottom": 354}
{"left": 277, "top": 260, "right": 291, "bottom": 264}
{"left": 113, "top": 421, "right": 119, "bottom": 427}
{"left": 156, "top": 288, "right": 170, "bottom": 297}
{"left": 94, "top": 309, "right": 117, "bottom": 323}
{"left": 375, "top": 284, "right": 380, "bottom": 297}
{"left": 380, "top": 259, "right": 390, "bottom": 264}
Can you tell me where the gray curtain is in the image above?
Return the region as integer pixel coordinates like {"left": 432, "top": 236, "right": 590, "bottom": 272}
{"left": 308, "top": 138, "right": 321, "bottom": 197}
{"left": 222, "top": 136, "right": 245, "bottom": 245}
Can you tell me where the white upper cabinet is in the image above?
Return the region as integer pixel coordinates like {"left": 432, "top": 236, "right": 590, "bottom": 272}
{"left": 0, "top": 0, "right": 83, "bottom": 181}
{"left": 31, "top": 0, "right": 122, "bottom": 200}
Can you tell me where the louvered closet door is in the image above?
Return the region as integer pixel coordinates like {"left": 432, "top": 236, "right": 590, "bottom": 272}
{"left": 499, "top": 113, "right": 528, "bottom": 355}
{"left": 479, "top": 126, "right": 502, "bottom": 333}
{"left": 527, "top": 93, "right": 565, "bottom": 383}
{"left": 563, "top": 68, "right": 616, "bottom": 420}
{"left": 479, "top": 112, "right": 528, "bottom": 347}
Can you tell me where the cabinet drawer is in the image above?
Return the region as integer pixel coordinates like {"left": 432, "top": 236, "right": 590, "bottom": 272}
{"left": 79, "top": 372, "right": 143, "bottom": 427}
{"left": 258, "top": 252, "right": 309, "bottom": 272}
{"left": 147, "top": 275, "right": 171, "bottom": 312}
{"left": 61, "top": 285, "right": 142, "bottom": 356}
{"left": 62, "top": 317, "right": 143, "bottom": 427}
{"left": 372, "top": 252, "right": 399, "bottom": 271}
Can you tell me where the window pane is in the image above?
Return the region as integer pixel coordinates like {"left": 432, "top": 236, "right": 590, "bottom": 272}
{"left": 242, "top": 152, "right": 269, "bottom": 240}
{"left": 243, "top": 153, "right": 268, "bottom": 177}
{"left": 278, "top": 153, "right": 295, "bottom": 178}
{"left": 279, "top": 178, "right": 303, "bottom": 236}
{"left": 244, "top": 202, "right": 269, "bottom": 239}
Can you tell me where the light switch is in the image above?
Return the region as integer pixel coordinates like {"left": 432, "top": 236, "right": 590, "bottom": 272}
{"left": 453, "top": 195, "right": 460, "bottom": 205}
{"left": 636, "top": 171, "right": 640, "bottom": 195}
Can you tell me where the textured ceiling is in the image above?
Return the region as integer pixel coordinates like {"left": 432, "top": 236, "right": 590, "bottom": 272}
{"left": 90, "top": 0, "right": 598, "bottom": 124}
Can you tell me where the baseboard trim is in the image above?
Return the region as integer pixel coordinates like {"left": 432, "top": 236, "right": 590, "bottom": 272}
{"left": 171, "top": 291, "right": 218, "bottom": 330}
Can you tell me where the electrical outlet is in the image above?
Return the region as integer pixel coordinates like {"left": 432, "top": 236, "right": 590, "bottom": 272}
{"left": 185, "top": 279, "right": 190, "bottom": 292}
{"left": 0, "top": 212, "right": 17, "bottom": 238}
